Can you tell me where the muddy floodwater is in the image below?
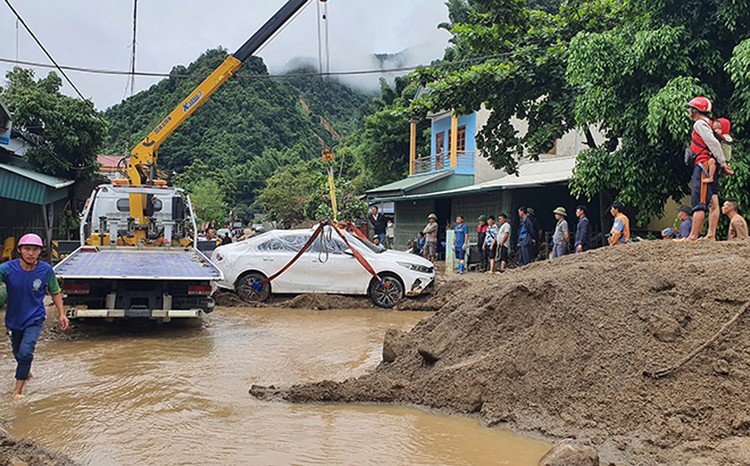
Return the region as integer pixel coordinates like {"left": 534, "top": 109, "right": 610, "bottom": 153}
{"left": 0, "top": 306, "right": 550, "bottom": 465}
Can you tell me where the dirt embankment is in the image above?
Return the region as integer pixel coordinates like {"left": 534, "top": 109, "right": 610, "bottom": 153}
{"left": 0, "top": 428, "right": 75, "bottom": 465}
{"left": 252, "top": 241, "right": 750, "bottom": 465}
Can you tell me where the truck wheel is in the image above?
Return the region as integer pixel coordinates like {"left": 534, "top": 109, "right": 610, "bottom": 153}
{"left": 368, "top": 274, "right": 404, "bottom": 308}
{"left": 236, "top": 272, "right": 271, "bottom": 303}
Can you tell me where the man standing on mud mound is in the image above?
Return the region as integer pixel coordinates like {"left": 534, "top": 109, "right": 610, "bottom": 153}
{"left": 453, "top": 215, "right": 469, "bottom": 274}
{"left": 574, "top": 205, "right": 592, "bottom": 252}
{"left": 684, "top": 96, "right": 731, "bottom": 241}
{"left": 517, "top": 207, "right": 534, "bottom": 266}
{"left": 476, "top": 215, "right": 488, "bottom": 272}
{"left": 608, "top": 203, "right": 630, "bottom": 246}
{"left": 423, "top": 213, "right": 439, "bottom": 263}
{"left": 527, "top": 207, "right": 542, "bottom": 260}
{"left": 0, "top": 234, "right": 69, "bottom": 398}
{"left": 551, "top": 207, "right": 570, "bottom": 258}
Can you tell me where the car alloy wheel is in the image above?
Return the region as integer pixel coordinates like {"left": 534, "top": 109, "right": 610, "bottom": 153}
{"left": 236, "top": 272, "right": 271, "bottom": 303}
{"left": 369, "top": 275, "right": 404, "bottom": 308}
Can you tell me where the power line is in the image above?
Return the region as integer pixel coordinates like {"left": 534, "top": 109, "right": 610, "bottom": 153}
{"left": 316, "top": 0, "right": 324, "bottom": 76}
{"left": 0, "top": 49, "right": 526, "bottom": 81}
{"left": 128, "top": 0, "right": 138, "bottom": 96}
{"left": 3, "top": 0, "right": 88, "bottom": 101}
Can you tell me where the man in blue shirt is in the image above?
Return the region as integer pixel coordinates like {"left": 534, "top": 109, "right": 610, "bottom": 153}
{"left": 574, "top": 205, "right": 592, "bottom": 252}
{"left": 677, "top": 206, "right": 693, "bottom": 239}
{"left": 517, "top": 207, "right": 534, "bottom": 266}
{"left": 453, "top": 215, "right": 469, "bottom": 274}
{"left": 0, "top": 233, "right": 68, "bottom": 398}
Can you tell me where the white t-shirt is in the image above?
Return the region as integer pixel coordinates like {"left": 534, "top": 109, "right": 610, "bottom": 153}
{"left": 498, "top": 223, "right": 511, "bottom": 249}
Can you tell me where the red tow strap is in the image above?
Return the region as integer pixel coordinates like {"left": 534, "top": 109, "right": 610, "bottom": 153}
{"left": 329, "top": 222, "right": 380, "bottom": 281}
{"left": 258, "top": 223, "right": 325, "bottom": 286}
{"left": 258, "top": 221, "right": 381, "bottom": 287}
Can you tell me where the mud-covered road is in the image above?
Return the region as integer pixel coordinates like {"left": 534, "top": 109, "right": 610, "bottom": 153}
{"left": 0, "top": 306, "right": 549, "bottom": 465}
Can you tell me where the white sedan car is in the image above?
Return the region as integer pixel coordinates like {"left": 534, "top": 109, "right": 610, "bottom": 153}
{"left": 211, "top": 226, "right": 435, "bottom": 308}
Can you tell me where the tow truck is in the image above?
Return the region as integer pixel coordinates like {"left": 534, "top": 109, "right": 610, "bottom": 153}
{"left": 54, "top": 0, "right": 311, "bottom": 322}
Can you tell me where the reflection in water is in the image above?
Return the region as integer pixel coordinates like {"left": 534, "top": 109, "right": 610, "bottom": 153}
{"left": 0, "top": 307, "right": 549, "bottom": 465}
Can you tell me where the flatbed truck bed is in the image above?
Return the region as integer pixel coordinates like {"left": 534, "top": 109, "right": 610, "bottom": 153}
{"left": 54, "top": 246, "right": 222, "bottom": 281}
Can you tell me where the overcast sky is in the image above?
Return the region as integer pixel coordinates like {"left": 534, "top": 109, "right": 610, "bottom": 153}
{"left": 0, "top": 1, "right": 451, "bottom": 110}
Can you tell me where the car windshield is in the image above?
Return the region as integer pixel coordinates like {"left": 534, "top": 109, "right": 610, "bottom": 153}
{"left": 348, "top": 232, "right": 385, "bottom": 254}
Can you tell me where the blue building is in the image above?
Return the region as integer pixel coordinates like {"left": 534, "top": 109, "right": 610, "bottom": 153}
{"left": 366, "top": 106, "right": 602, "bottom": 254}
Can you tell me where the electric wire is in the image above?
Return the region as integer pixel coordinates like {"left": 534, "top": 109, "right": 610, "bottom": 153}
{"left": 128, "top": 0, "right": 138, "bottom": 96}
{"left": 322, "top": 0, "right": 330, "bottom": 74}
{"left": 14, "top": 18, "right": 19, "bottom": 62}
{"left": 316, "top": 0, "right": 324, "bottom": 76}
{"left": 0, "top": 49, "right": 531, "bottom": 80}
{"left": 3, "top": 0, "right": 88, "bottom": 101}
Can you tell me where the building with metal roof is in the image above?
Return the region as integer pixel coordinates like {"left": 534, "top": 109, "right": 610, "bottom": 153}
{"left": 0, "top": 99, "right": 76, "bottom": 256}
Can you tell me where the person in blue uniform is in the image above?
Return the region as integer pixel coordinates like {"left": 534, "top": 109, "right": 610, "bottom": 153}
{"left": 0, "top": 233, "right": 69, "bottom": 398}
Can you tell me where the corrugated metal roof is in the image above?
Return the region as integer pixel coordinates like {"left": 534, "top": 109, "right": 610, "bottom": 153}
{"left": 371, "top": 157, "right": 576, "bottom": 202}
{"left": 97, "top": 155, "right": 121, "bottom": 169}
{"left": 0, "top": 162, "right": 73, "bottom": 205}
{"left": 0, "top": 163, "right": 74, "bottom": 189}
{"left": 453, "top": 156, "right": 576, "bottom": 192}
{"left": 366, "top": 170, "right": 453, "bottom": 194}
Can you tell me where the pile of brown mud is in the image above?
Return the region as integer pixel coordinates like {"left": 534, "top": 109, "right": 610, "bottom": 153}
{"left": 213, "top": 290, "right": 370, "bottom": 310}
{"left": 213, "top": 279, "right": 455, "bottom": 311}
{"left": 0, "top": 428, "right": 75, "bottom": 465}
{"left": 252, "top": 241, "right": 750, "bottom": 465}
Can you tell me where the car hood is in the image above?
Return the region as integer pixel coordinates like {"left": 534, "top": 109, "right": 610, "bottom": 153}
{"left": 378, "top": 249, "right": 433, "bottom": 267}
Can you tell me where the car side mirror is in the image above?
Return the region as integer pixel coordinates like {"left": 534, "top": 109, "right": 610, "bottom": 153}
{"left": 343, "top": 248, "right": 354, "bottom": 256}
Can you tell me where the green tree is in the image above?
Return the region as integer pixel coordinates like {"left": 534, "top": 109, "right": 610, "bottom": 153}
{"left": 348, "top": 76, "right": 430, "bottom": 189}
{"left": 255, "top": 161, "right": 327, "bottom": 228}
{"left": 0, "top": 67, "right": 107, "bottom": 180}
{"left": 567, "top": 0, "right": 750, "bottom": 225}
{"left": 414, "top": 0, "right": 624, "bottom": 175}
{"left": 189, "top": 179, "right": 229, "bottom": 225}
{"left": 414, "top": 0, "right": 750, "bottom": 227}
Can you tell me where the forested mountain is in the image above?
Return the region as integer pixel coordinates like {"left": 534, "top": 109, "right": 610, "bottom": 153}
{"left": 103, "top": 48, "right": 372, "bottom": 192}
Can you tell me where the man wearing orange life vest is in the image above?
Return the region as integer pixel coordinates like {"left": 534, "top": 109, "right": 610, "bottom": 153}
{"left": 685, "top": 96, "right": 731, "bottom": 241}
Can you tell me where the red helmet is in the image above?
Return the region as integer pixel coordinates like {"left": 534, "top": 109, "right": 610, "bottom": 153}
{"left": 686, "top": 96, "right": 712, "bottom": 113}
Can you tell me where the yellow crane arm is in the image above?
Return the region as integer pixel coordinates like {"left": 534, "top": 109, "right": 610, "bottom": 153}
{"left": 126, "top": 56, "right": 242, "bottom": 187}
{"left": 123, "top": 0, "right": 311, "bottom": 236}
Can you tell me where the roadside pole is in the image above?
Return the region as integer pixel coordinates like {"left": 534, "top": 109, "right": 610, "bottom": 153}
{"left": 445, "top": 230, "right": 455, "bottom": 275}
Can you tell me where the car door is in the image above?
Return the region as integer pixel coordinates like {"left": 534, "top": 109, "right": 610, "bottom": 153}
{"left": 304, "top": 234, "right": 371, "bottom": 294}
{"left": 254, "top": 233, "right": 311, "bottom": 294}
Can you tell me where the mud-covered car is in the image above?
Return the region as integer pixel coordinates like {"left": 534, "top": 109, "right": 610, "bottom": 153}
{"left": 211, "top": 227, "right": 435, "bottom": 308}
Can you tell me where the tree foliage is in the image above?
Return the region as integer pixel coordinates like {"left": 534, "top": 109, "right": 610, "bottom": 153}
{"left": 254, "top": 161, "right": 327, "bottom": 228}
{"left": 103, "top": 49, "right": 372, "bottom": 224}
{"left": 344, "top": 76, "right": 431, "bottom": 190}
{"left": 412, "top": 0, "right": 750, "bottom": 225}
{"left": 568, "top": 0, "right": 750, "bottom": 224}
{"left": 0, "top": 67, "right": 107, "bottom": 180}
{"left": 189, "top": 178, "right": 230, "bottom": 225}
{"left": 414, "top": 0, "right": 624, "bottom": 174}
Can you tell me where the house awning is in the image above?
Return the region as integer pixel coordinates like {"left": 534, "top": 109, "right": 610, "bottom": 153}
{"left": 0, "top": 162, "right": 74, "bottom": 205}
{"left": 366, "top": 170, "right": 454, "bottom": 197}
{"left": 372, "top": 156, "right": 576, "bottom": 202}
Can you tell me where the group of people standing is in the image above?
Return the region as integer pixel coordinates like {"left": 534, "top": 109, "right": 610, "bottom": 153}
{"left": 413, "top": 204, "right": 596, "bottom": 274}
